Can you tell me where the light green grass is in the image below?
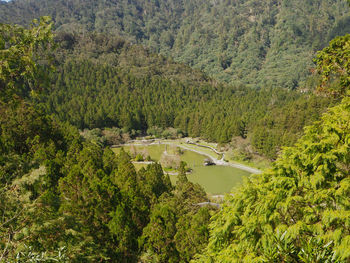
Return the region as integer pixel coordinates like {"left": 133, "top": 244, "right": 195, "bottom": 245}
{"left": 132, "top": 163, "right": 148, "bottom": 171}
{"left": 181, "top": 143, "right": 221, "bottom": 159}
{"left": 187, "top": 166, "right": 249, "bottom": 195}
{"left": 113, "top": 144, "right": 166, "bottom": 161}
{"left": 178, "top": 150, "right": 250, "bottom": 194}
{"left": 111, "top": 147, "right": 124, "bottom": 155}
{"left": 229, "top": 159, "right": 271, "bottom": 170}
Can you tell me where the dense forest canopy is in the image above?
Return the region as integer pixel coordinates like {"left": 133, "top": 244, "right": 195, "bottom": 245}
{"left": 0, "top": 19, "right": 216, "bottom": 262}
{"left": 29, "top": 30, "right": 333, "bottom": 160}
{"left": 0, "top": 0, "right": 346, "bottom": 160}
{"left": 1, "top": 0, "right": 350, "bottom": 88}
{"left": 4, "top": 24, "right": 327, "bottom": 163}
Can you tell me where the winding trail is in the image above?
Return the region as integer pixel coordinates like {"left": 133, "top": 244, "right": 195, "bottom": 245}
{"left": 112, "top": 139, "right": 262, "bottom": 174}
{"left": 187, "top": 141, "right": 224, "bottom": 155}
{"left": 131, "top": 161, "right": 154, "bottom": 164}
{"left": 177, "top": 144, "right": 261, "bottom": 174}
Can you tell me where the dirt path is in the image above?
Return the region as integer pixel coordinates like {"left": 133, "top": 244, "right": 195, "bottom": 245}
{"left": 131, "top": 161, "right": 155, "bottom": 164}
{"left": 177, "top": 144, "right": 261, "bottom": 174}
{"left": 187, "top": 141, "right": 224, "bottom": 155}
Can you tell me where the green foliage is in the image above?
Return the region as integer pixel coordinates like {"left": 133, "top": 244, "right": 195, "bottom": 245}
{"left": 1, "top": 19, "right": 334, "bottom": 160}
{"left": 1, "top": 0, "right": 350, "bottom": 89}
{"left": 194, "top": 97, "right": 350, "bottom": 262}
{"left": 0, "top": 16, "right": 54, "bottom": 102}
{"left": 36, "top": 32, "right": 334, "bottom": 159}
{"left": 141, "top": 199, "right": 179, "bottom": 263}
{"left": 175, "top": 207, "right": 211, "bottom": 262}
{"left": 140, "top": 173, "right": 215, "bottom": 263}
{"left": 316, "top": 34, "right": 350, "bottom": 97}
{"left": 0, "top": 18, "right": 213, "bottom": 262}
{"left": 0, "top": 99, "right": 211, "bottom": 262}
{"left": 0, "top": 102, "right": 80, "bottom": 260}
{"left": 2, "top": 4, "right": 350, "bottom": 262}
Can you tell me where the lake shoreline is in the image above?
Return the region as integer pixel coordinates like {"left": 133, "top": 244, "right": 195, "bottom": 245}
{"left": 112, "top": 138, "right": 262, "bottom": 174}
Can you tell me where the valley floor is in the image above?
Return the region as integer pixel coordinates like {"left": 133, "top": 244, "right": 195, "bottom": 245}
{"left": 113, "top": 137, "right": 263, "bottom": 174}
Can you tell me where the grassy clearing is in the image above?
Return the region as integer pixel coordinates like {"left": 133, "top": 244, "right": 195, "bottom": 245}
{"left": 113, "top": 144, "right": 166, "bottom": 161}
{"left": 177, "top": 142, "right": 221, "bottom": 159}
{"left": 228, "top": 158, "right": 271, "bottom": 170}
{"left": 132, "top": 163, "right": 148, "bottom": 171}
{"left": 188, "top": 166, "right": 249, "bottom": 195}
{"left": 112, "top": 139, "right": 270, "bottom": 170}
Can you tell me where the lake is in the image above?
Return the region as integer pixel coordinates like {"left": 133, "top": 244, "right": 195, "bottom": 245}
{"left": 113, "top": 143, "right": 251, "bottom": 194}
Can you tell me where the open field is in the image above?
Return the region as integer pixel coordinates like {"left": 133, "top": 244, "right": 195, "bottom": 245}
{"left": 176, "top": 142, "right": 221, "bottom": 160}
{"left": 229, "top": 158, "right": 271, "bottom": 170}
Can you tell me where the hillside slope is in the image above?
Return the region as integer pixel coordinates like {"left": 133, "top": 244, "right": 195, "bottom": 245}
{"left": 39, "top": 32, "right": 333, "bottom": 159}
{"left": 1, "top": 0, "right": 350, "bottom": 88}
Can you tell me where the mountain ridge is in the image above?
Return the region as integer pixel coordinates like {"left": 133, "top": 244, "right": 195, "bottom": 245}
{"left": 1, "top": 0, "right": 350, "bottom": 88}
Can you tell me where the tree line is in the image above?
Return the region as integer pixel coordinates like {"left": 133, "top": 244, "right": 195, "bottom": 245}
{"left": 39, "top": 32, "right": 335, "bottom": 159}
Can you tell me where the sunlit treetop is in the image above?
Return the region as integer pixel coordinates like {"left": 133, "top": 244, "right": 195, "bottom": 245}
{"left": 0, "top": 16, "right": 54, "bottom": 102}
{"left": 315, "top": 0, "right": 350, "bottom": 98}
{"left": 316, "top": 34, "right": 350, "bottom": 97}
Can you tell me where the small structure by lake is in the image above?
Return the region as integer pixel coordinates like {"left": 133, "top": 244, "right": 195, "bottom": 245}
{"left": 204, "top": 158, "right": 215, "bottom": 166}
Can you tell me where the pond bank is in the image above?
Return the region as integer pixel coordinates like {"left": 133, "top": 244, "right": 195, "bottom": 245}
{"left": 112, "top": 139, "right": 262, "bottom": 174}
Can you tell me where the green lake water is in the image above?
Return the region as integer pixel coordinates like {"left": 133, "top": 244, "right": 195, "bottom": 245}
{"left": 114, "top": 144, "right": 251, "bottom": 194}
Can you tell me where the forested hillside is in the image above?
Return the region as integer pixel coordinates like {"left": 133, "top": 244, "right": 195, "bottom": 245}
{"left": 1, "top": 0, "right": 350, "bottom": 88}
{"left": 39, "top": 32, "right": 334, "bottom": 159}
{"left": 0, "top": 19, "right": 215, "bottom": 262}
{"left": 0, "top": 0, "right": 345, "bottom": 159}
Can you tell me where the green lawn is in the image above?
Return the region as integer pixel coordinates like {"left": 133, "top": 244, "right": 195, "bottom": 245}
{"left": 178, "top": 143, "right": 221, "bottom": 159}
{"left": 132, "top": 163, "right": 148, "bottom": 171}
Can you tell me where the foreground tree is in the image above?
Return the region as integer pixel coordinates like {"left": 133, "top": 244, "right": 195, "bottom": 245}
{"left": 194, "top": 32, "right": 350, "bottom": 263}
{"left": 316, "top": 34, "right": 350, "bottom": 97}
{"left": 140, "top": 169, "right": 215, "bottom": 263}
{"left": 195, "top": 95, "right": 350, "bottom": 263}
{"left": 1, "top": 18, "right": 214, "bottom": 262}
{"left": 0, "top": 18, "right": 169, "bottom": 262}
